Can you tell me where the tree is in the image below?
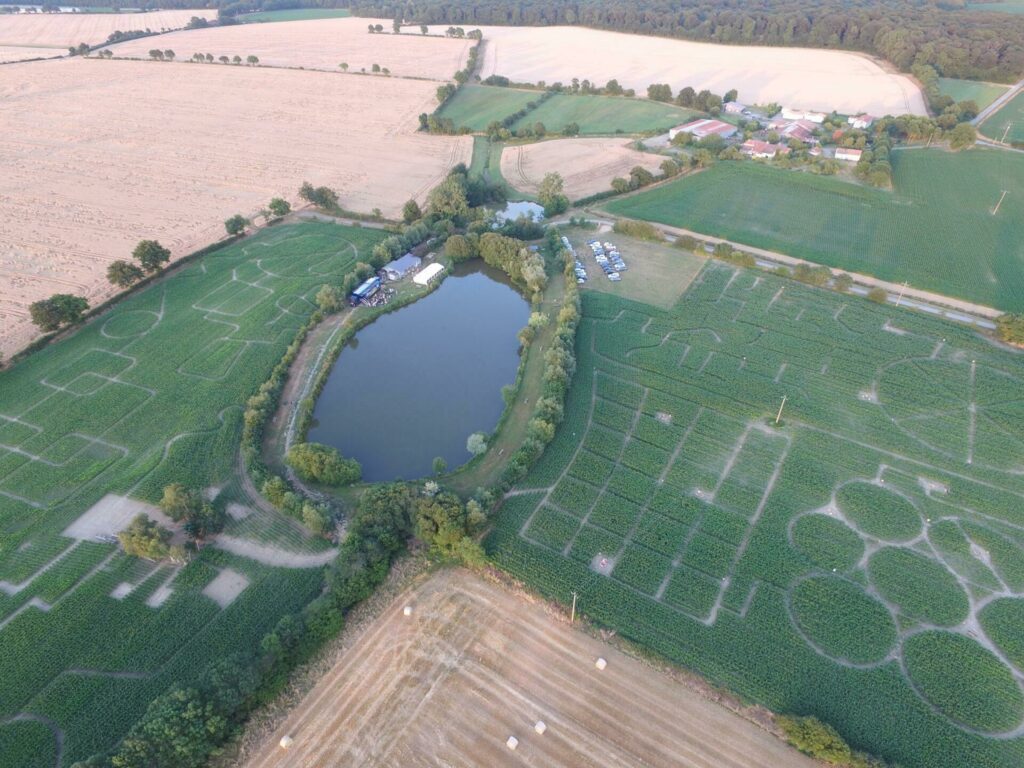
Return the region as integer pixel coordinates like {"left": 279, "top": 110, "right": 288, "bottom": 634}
{"left": 286, "top": 443, "right": 362, "bottom": 486}
{"left": 692, "top": 149, "right": 715, "bottom": 168}
{"left": 445, "top": 233, "right": 477, "bottom": 262}
{"left": 246, "top": 55, "right": 258, "bottom": 66}
{"left": 267, "top": 197, "right": 291, "bottom": 219}
{"left": 724, "top": 88, "right": 738, "bottom": 103}
{"left": 232, "top": 55, "right": 241, "bottom": 64}
{"left": 371, "top": 63, "right": 381, "bottom": 73}
{"left": 224, "top": 214, "right": 248, "bottom": 236}
{"left": 132, "top": 239, "right": 171, "bottom": 273}
{"left": 611, "top": 176, "right": 630, "bottom": 194}
{"left": 949, "top": 122, "right": 977, "bottom": 149}
{"left": 301, "top": 501, "right": 332, "bottom": 536}
{"left": 436, "top": 83, "right": 455, "bottom": 103}
{"left": 164, "top": 49, "right": 174, "bottom": 61}
{"left": 217, "top": 55, "right": 228, "bottom": 63}
{"left": 183, "top": 502, "right": 225, "bottom": 543}
{"left": 368, "top": 23, "right": 376, "bottom": 33}
{"left": 833, "top": 273, "right": 853, "bottom": 292}
{"left": 148, "top": 48, "right": 163, "bottom": 60}
{"left": 647, "top": 83, "right": 672, "bottom": 102}
{"left": 315, "top": 284, "right": 344, "bottom": 313}
{"left": 107, "top": 260, "right": 144, "bottom": 287}
{"left": 432, "top": 456, "right": 447, "bottom": 475}
{"left": 777, "top": 715, "right": 853, "bottom": 764}
{"left": 339, "top": 62, "right": 348, "bottom": 71}
{"left": 467, "top": 432, "right": 488, "bottom": 456}
{"left": 867, "top": 287, "right": 888, "bottom": 303}
{"left": 298, "top": 181, "right": 339, "bottom": 210}
{"left": 402, "top": 198, "right": 422, "bottom": 224}
{"left": 996, "top": 313, "right": 1024, "bottom": 345}
{"left": 660, "top": 158, "right": 680, "bottom": 177}
{"left": 392, "top": 18, "right": 401, "bottom": 33}
{"left": 537, "top": 172, "right": 569, "bottom": 216}
{"left": 427, "top": 175, "right": 469, "bottom": 220}
{"left": 205, "top": 53, "right": 213, "bottom": 63}
{"left": 562, "top": 121, "right": 580, "bottom": 136}
{"left": 119, "top": 514, "right": 172, "bottom": 560}
{"left": 420, "top": 24, "right": 428, "bottom": 34}
{"left": 160, "top": 483, "right": 202, "bottom": 522}
{"left": 374, "top": 24, "right": 384, "bottom": 33}
{"left": 28, "top": 294, "right": 88, "bottom": 332}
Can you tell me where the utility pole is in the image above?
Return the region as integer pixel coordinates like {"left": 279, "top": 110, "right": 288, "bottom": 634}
{"left": 775, "top": 395, "right": 787, "bottom": 425}
{"left": 570, "top": 590, "right": 579, "bottom": 624}
{"left": 895, "top": 281, "right": 909, "bottom": 308}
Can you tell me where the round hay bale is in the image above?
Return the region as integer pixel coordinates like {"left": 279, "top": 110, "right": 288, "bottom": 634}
{"left": 279, "top": 735, "right": 294, "bottom": 749}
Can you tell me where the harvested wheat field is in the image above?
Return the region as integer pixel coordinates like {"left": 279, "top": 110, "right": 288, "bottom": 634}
{"left": 0, "top": 44, "right": 58, "bottom": 62}
{"left": 244, "top": 570, "right": 816, "bottom": 768}
{"left": 0, "top": 58, "right": 470, "bottom": 357}
{"left": 0, "top": 9, "right": 216, "bottom": 48}
{"left": 103, "top": 17, "right": 472, "bottom": 79}
{"left": 502, "top": 138, "right": 665, "bottom": 200}
{"left": 466, "top": 25, "right": 926, "bottom": 116}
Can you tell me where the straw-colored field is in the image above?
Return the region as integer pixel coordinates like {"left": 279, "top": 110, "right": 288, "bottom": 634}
{"left": 103, "top": 17, "right": 472, "bottom": 80}
{"left": 467, "top": 25, "right": 926, "bottom": 116}
{"left": 243, "top": 570, "right": 816, "bottom": 768}
{"left": 0, "top": 9, "right": 216, "bottom": 48}
{"left": 501, "top": 138, "right": 665, "bottom": 200}
{"left": 0, "top": 44, "right": 57, "bottom": 62}
{"left": 0, "top": 58, "right": 470, "bottom": 357}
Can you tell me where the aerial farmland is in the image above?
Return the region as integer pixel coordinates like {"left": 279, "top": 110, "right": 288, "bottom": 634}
{"left": 1, "top": 3, "right": 1024, "bottom": 768}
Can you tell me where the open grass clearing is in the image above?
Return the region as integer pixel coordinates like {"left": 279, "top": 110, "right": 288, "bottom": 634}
{"left": 563, "top": 227, "right": 706, "bottom": 309}
{"left": 237, "top": 8, "right": 351, "bottom": 22}
{"left": 489, "top": 255, "right": 1024, "bottom": 766}
{"left": 0, "top": 57, "right": 469, "bottom": 357}
{"left": 102, "top": 17, "right": 471, "bottom": 79}
{"left": 514, "top": 93, "right": 702, "bottom": 135}
{"left": 437, "top": 84, "right": 540, "bottom": 130}
{"left": 605, "top": 149, "right": 1024, "bottom": 312}
{"left": 937, "top": 78, "right": 1008, "bottom": 111}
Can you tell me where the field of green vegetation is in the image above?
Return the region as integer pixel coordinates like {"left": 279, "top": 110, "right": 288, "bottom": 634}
{"left": 488, "top": 260, "right": 1024, "bottom": 767}
{"left": 968, "top": 1, "right": 1024, "bottom": 13}
{"left": 438, "top": 86, "right": 540, "bottom": 131}
{"left": 605, "top": 149, "right": 1024, "bottom": 312}
{"left": 440, "top": 85, "right": 700, "bottom": 134}
{"left": 938, "top": 78, "right": 1008, "bottom": 110}
{"left": 980, "top": 89, "right": 1024, "bottom": 143}
{"left": 237, "top": 8, "right": 351, "bottom": 22}
{"left": 0, "top": 221, "right": 384, "bottom": 765}
{"left": 511, "top": 93, "right": 700, "bottom": 135}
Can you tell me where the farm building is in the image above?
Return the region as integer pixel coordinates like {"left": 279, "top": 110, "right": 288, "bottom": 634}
{"left": 724, "top": 101, "right": 746, "bottom": 114}
{"left": 669, "top": 118, "right": 737, "bottom": 140}
{"left": 848, "top": 114, "right": 876, "bottom": 129}
{"left": 414, "top": 262, "right": 445, "bottom": 286}
{"left": 350, "top": 275, "right": 382, "bottom": 305}
{"left": 779, "top": 120, "right": 819, "bottom": 143}
{"left": 383, "top": 253, "right": 421, "bottom": 281}
{"left": 835, "top": 147, "right": 864, "bottom": 162}
{"left": 741, "top": 139, "right": 790, "bottom": 159}
{"left": 781, "top": 108, "right": 827, "bottom": 123}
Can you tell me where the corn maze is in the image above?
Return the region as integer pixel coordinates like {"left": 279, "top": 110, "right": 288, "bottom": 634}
{"left": 489, "top": 262, "right": 1024, "bottom": 768}
{"left": 0, "top": 222, "right": 383, "bottom": 766}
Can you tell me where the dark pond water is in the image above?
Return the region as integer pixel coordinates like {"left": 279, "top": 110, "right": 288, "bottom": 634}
{"left": 307, "top": 262, "right": 529, "bottom": 482}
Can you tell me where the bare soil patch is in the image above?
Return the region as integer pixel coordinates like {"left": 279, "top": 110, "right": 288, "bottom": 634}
{"left": 0, "top": 58, "right": 470, "bottom": 357}
{"left": 63, "top": 493, "right": 174, "bottom": 540}
{"left": 104, "top": 18, "right": 471, "bottom": 80}
{"left": 213, "top": 535, "right": 337, "bottom": 568}
{"left": 243, "top": 569, "right": 816, "bottom": 768}
{"left": 501, "top": 138, "right": 663, "bottom": 200}
{"left": 0, "top": 10, "right": 217, "bottom": 48}
{"left": 202, "top": 567, "right": 250, "bottom": 608}
{"left": 465, "top": 25, "right": 926, "bottom": 116}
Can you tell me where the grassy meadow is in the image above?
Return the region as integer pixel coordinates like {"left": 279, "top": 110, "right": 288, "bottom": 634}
{"left": 0, "top": 221, "right": 384, "bottom": 764}
{"left": 511, "top": 93, "right": 701, "bottom": 135}
{"left": 489, "top": 261, "right": 1024, "bottom": 768}
{"left": 980, "top": 89, "right": 1024, "bottom": 143}
{"left": 937, "top": 78, "right": 1008, "bottom": 110}
{"left": 237, "top": 8, "right": 352, "bottom": 22}
{"left": 605, "top": 149, "right": 1024, "bottom": 311}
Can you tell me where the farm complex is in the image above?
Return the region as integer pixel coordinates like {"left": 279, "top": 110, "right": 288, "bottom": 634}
{"left": 2, "top": 4, "right": 1024, "bottom": 768}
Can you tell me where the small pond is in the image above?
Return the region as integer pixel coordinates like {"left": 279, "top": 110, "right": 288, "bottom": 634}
{"left": 307, "top": 261, "right": 530, "bottom": 482}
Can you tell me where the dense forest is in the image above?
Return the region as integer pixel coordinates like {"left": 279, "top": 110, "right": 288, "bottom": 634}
{"left": 349, "top": 0, "right": 1024, "bottom": 82}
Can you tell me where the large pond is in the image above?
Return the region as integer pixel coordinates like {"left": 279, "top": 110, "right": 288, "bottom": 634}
{"left": 307, "top": 261, "right": 530, "bottom": 482}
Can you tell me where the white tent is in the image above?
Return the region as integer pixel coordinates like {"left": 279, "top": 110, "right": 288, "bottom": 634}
{"left": 414, "top": 263, "right": 445, "bottom": 286}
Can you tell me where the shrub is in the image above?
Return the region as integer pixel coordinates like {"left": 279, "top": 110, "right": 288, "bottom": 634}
{"left": 285, "top": 443, "right": 362, "bottom": 487}
{"left": 612, "top": 219, "right": 664, "bottom": 242}
{"left": 778, "top": 715, "right": 853, "bottom": 764}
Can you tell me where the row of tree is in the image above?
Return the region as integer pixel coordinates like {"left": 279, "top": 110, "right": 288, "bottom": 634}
{"left": 352, "top": 0, "right": 1024, "bottom": 82}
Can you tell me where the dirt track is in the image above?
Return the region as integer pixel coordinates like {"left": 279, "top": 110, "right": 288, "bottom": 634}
{"left": 245, "top": 570, "right": 817, "bottom": 768}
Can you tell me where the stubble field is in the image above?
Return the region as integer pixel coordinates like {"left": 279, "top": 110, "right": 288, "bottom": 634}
{"left": 0, "top": 58, "right": 470, "bottom": 357}
{"left": 501, "top": 138, "right": 664, "bottom": 200}
{"left": 464, "top": 25, "right": 926, "bottom": 116}
{"left": 244, "top": 569, "right": 817, "bottom": 768}
{"left": 0, "top": 10, "right": 216, "bottom": 48}
{"left": 102, "top": 18, "right": 472, "bottom": 79}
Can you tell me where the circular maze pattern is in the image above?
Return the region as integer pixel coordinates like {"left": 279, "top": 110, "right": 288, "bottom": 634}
{"left": 836, "top": 482, "right": 921, "bottom": 543}
{"left": 867, "top": 547, "right": 970, "bottom": 627}
{"left": 903, "top": 630, "right": 1024, "bottom": 734}
{"left": 101, "top": 310, "right": 159, "bottom": 339}
{"left": 790, "top": 575, "right": 897, "bottom": 666}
